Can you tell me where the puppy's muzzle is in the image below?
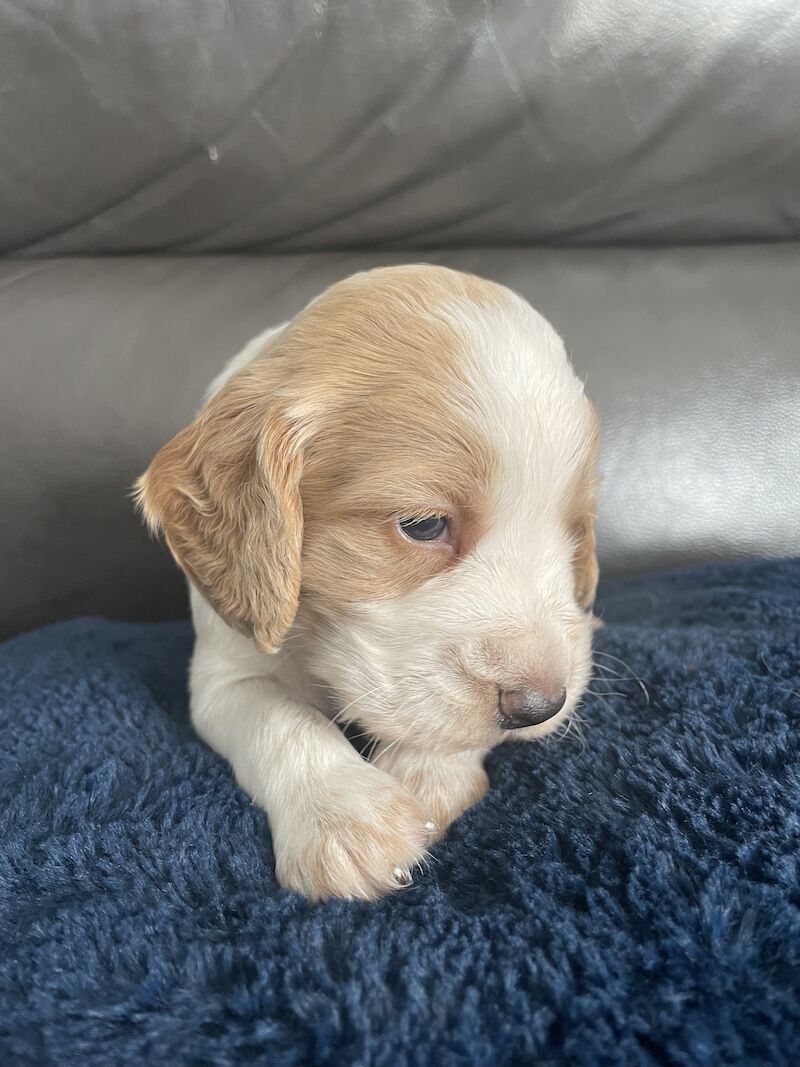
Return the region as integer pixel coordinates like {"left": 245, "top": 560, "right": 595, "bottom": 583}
{"left": 498, "top": 686, "right": 567, "bottom": 730}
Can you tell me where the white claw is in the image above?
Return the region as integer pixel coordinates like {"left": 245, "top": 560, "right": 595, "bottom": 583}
{"left": 424, "top": 820, "right": 437, "bottom": 834}
{"left": 393, "top": 866, "right": 413, "bottom": 887}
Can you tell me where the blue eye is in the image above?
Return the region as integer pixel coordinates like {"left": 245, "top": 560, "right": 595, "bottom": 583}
{"left": 398, "top": 515, "right": 449, "bottom": 542}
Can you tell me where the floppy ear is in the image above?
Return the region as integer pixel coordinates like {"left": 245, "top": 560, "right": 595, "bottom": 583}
{"left": 134, "top": 368, "right": 303, "bottom": 652}
{"left": 572, "top": 514, "right": 599, "bottom": 611}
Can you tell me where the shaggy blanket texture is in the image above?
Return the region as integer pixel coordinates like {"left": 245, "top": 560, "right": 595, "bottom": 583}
{"left": 1, "top": 559, "right": 798, "bottom": 1066}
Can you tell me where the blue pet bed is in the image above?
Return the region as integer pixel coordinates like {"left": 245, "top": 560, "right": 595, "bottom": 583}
{"left": 1, "top": 559, "right": 798, "bottom": 1066}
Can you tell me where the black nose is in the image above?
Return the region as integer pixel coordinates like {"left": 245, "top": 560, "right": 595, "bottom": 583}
{"left": 498, "top": 687, "right": 567, "bottom": 730}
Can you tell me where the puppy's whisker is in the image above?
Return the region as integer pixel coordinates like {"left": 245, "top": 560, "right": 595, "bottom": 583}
{"left": 592, "top": 661, "right": 621, "bottom": 676}
{"left": 593, "top": 673, "right": 648, "bottom": 683}
{"left": 326, "top": 680, "right": 393, "bottom": 730}
{"left": 371, "top": 737, "right": 403, "bottom": 766}
{"left": 593, "top": 651, "right": 650, "bottom": 705}
{"left": 571, "top": 711, "right": 588, "bottom": 732}
{"left": 343, "top": 727, "right": 377, "bottom": 745}
{"left": 326, "top": 705, "right": 360, "bottom": 732}
{"left": 593, "top": 650, "right": 638, "bottom": 673}
{"left": 585, "top": 692, "right": 621, "bottom": 717}
{"left": 327, "top": 706, "right": 357, "bottom": 732}
{"left": 557, "top": 711, "right": 588, "bottom": 753}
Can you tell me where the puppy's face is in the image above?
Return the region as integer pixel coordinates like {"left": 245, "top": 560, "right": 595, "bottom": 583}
{"left": 138, "top": 266, "right": 599, "bottom": 754}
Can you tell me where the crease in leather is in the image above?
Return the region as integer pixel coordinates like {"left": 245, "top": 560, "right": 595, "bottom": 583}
{"left": 5, "top": 0, "right": 800, "bottom": 255}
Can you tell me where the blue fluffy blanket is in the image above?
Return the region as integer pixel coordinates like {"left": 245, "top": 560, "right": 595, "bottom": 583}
{"left": 1, "top": 559, "right": 798, "bottom": 1066}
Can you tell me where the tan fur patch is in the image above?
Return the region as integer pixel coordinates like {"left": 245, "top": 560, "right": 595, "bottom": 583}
{"left": 135, "top": 355, "right": 305, "bottom": 652}
{"left": 264, "top": 267, "right": 505, "bottom": 622}
{"left": 568, "top": 406, "right": 601, "bottom": 610}
{"left": 136, "top": 265, "right": 506, "bottom": 644}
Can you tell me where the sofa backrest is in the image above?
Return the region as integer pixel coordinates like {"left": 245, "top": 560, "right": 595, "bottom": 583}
{"left": 3, "top": 0, "right": 800, "bottom": 257}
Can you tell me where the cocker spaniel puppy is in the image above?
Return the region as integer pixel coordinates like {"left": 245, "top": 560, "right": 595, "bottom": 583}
{"left": 136, "top": 265, "right": 599, "bottom": 900}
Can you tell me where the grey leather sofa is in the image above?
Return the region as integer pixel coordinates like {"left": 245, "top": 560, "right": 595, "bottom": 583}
{"left": 1, "top": 0, "right": 799, "bottom": 642}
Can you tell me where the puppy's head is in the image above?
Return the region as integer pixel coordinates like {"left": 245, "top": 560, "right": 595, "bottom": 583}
{"left": 137, "top": 266, "right": 599, "bottom": 753}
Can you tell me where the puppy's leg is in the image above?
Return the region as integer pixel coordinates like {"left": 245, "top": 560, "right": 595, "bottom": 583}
{"left": 191, "top": 665, "right": 434, "bottom": 901}
{"left": 372, "top": 743, "right": 489, "bottom": 840}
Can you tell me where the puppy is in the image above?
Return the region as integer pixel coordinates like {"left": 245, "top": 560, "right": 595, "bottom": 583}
{"left": 136, "top": 265, "right": 599, "bottom": 901}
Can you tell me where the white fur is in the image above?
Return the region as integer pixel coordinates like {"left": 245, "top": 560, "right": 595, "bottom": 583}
{"left": 204, "top": 322, "right": 288, "bottom": 401}
{"left": 187, "top": 284, "right": 595, "bottom": 900}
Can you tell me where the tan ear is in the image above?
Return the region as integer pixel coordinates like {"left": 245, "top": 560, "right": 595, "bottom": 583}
{"left": 573, "top": 514, "right": 599, "bottom": 611}
{"left": 572, "top": 406, "right": 600, "bottom": 612}
{"left": 134, "top": 370, "right": 303, "bottom": 652}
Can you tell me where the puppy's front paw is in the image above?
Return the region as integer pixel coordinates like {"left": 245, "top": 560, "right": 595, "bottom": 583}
{"left": 372, "top": 744, "right": 489, "bottom": 841}
{"left": 272, "top": 761, "right": 434, "bottom": 901}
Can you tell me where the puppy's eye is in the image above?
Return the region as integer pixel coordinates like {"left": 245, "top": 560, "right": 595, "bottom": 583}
{"left": 398, "top": 515, "right": 449, "bottom": 542}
